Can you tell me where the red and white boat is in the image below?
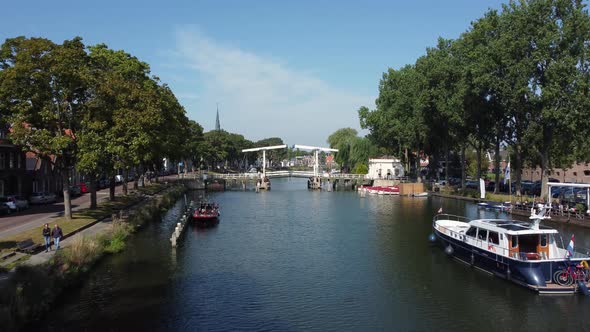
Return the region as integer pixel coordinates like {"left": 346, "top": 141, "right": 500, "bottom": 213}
{"left": 362, "top": 186, "right": 400, "bottom": 195}
{"left": 192, "top": 202, "right": 220, "bottom": 223}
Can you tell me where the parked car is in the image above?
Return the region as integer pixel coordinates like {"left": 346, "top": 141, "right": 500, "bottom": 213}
{"left": 519, "top": 181, "right": 534, "bottom": 195}
{"left": 434, "top": 179, "right": 448, "bottom": 186}
{"left": 98, "top": 178, "right": 109, "bottom": 189}
{"left": 115, "top": 175, "right": 124, "bottom": 184}
{"left": 73, "top": 182, "right": 89, "bottom": 194}
{"left": 30, "top": 192, "right": 57, "bottom": 205}
{"left": 449, "top": 177, "right": 461, "bottom": 186}
{"left": 69, "top": 185, "right": 81, "bottom": 197}
{"left": 6, "top": 195, "right": 29, "bottom": 211}
{"left": 0, "top": 197, "right": 16, "bottom": 212}
{"left": 0, "top": 201, "right": 10, "bottom": 215}
{"left": 465, "top": 180, "right": 479, "bottom": 189}
{"left": 485, "top": 181, "right": 496, "bottom": 191}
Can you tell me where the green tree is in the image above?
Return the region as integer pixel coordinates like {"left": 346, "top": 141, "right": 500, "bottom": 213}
{"left": 255, "top": 137, "right": 286, "bottom": 166}
{"left": 0, "top": 36, "right": 89, "bottom": 219}
{"left": 327, "top": 128, "right": 357, "bottom": 149}
{"left": 359, "top": 65, "right": 426, "bottom": 178}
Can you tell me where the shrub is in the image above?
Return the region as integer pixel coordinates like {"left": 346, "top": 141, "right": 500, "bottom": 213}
{"left": 61, "top": 235, "right": 102, "bottom": 268}
{"left": 103, "top": 221, "right": 133, "bottom": 254}
{"left": 353, "top": 163, "right": 368, "bottom": 174}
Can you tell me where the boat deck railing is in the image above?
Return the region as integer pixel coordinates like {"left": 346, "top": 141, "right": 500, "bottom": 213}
{"left": 433, "top": 213, "right": 471, "bottom": 223}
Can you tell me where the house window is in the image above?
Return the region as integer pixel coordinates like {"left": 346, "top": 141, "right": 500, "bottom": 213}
{"left": 0, "top": 153, "right": 4, "bottom": 170}
{"left": 17, "top": 154, "right": 21, "bottom": 169}
{"left": 584, "top": 170, "right": 590, "bottom": 176}
{"left": 574, "top": 172, "right": 578, "bottom": 176}
{"left": 556, "top": 171, "right": 560, "bottom": 176}
{"left": 9, "top": 153, "right": 14, "bottom": 169}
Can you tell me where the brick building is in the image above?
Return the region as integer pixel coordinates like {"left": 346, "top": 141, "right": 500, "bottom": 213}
{"left": 0, "top": 129, "right": 27, "bottom": 196}
{"left": 522, "top": 163, "right": 590, "bottom": 183}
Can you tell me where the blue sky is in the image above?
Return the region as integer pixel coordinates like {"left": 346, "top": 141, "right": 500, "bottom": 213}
{"left": 1, "top": 0, "right": 507, "bottom": 146}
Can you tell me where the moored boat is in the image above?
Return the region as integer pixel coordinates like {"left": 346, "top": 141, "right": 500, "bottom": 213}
{"left": 192, "top": 202, "right": 220, "bottom": 223}
{"left": 364, "top": 186, "right": 400, "bottom": 195}
{"left": 432, "top": 204, "right": 590, "bottom": 294}
{"left": 477, "top": 201, "right": 511, "bottom": 211}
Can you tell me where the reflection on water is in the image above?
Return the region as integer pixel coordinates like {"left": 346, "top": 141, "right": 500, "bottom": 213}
{"left": 39, "top": 179, "right": 590, "bottom": 331}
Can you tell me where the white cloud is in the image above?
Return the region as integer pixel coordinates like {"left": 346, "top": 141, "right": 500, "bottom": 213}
{"left": 174, "top": 27, "right": 374, "bottom": 146}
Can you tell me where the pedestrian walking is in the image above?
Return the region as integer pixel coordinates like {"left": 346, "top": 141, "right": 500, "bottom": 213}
{"left": 42, "top": 223, "right": 52, "bottom": 252}
{"left": 52, "top": 224, "right": 63, "bottom": 251}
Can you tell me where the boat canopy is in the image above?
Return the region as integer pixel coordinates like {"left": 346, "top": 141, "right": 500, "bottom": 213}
{"left": 469, "top": 219, "right": 559, "bottom": 235}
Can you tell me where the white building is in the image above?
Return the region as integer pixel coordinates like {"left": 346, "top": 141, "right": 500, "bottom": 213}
{"left": 367, "top": 157, "right": 405, "bottom": 180}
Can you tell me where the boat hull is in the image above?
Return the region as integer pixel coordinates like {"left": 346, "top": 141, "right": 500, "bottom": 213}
{"left": 433, "top": 227, "right": 588, "bottom": 294}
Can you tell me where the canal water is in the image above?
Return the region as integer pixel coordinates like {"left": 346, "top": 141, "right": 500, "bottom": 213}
{"left": 41, "top": 178, "right": 590, "bottom": 331}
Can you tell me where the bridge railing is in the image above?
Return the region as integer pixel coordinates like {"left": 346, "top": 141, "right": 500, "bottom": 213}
{"left": 202, "top": 170, "right": 368, "bottom": 179}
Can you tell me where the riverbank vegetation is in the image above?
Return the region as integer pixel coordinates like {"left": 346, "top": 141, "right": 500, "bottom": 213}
{"left": 326, "top": 128, "right": 378, "bottom": 173}
{"left": 0, "top": 190, "right": 157, "bottom": 252}
{"left": 0, "top": 184, "right": 187, "bottom": 331}
{"left": 358, "top": 0, "right": 590, "bottom": 198}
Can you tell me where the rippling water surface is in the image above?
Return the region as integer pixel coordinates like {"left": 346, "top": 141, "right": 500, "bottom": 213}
{"left": 42, "top": 178, "right": 590, "bottom": 331}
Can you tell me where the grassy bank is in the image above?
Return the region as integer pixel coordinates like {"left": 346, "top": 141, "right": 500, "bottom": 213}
{"left": 0, "top": 194, "right": 145, "bottom": 253}
{"left": 0, "top": 183, "right": 187, "bottom": 331}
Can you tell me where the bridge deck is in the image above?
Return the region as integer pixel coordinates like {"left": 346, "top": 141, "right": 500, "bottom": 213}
{"left": 200, "top": 171, "right": 367, "bottom": 180}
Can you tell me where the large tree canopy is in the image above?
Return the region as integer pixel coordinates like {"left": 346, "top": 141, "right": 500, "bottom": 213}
{"left": 0, "top": 37, "right": 206, "bottom": 215}
{"left": 358, "top": 0, "right": 590, "bottom": 197}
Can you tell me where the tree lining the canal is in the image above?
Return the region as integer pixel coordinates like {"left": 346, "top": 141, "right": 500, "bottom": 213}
{"left": 358, "top": 0, "right": 590, "bottom": 198}
{"left": 327, "top": 127, "right": 379, "bottom": 173}
{"left": 0, "top": 37, "right": 205, "bottom": 217}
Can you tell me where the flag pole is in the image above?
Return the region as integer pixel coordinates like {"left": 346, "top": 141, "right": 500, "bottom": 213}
{"left": 508, "top": 156, "right": 511, "bottom": 205}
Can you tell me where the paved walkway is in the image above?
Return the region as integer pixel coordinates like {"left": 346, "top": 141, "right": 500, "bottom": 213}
{"left": 22, "top": 181, "right": 177, "bottom": 267}
{"left": 25, "top": 219, "right": 114, "bottom": 266}
{"left": 0, "top": 176, "right": 180, "bottom": 239}
{"left": 0, "top": 188, "right": 123, "bottom": 239}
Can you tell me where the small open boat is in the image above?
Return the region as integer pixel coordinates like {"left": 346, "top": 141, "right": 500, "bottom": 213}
{"left": 192, "top": 202, "right": 220, "bottom": 223}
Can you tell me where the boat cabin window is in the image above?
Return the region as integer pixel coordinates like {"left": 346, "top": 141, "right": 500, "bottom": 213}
{"left": 477, "top": 229, "right": 488, "bottom": 241}
{"left": 540, "top": 234, "right": 547, "bottom": 247}
{"left": 466, "top": 227, "right": 477, "bottom": 238}
{"left": 488, "top": 231, "right": 499, "bottom": 245}
{"left": 500, "top": 234, "right": 503, "bottom": 241}
{"left": 511, "top": 235, "right": 518, "bottom": 248}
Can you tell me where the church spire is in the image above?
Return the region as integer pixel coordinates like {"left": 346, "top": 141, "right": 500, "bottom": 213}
{"left": 215, "top": 103, "right": 221, "bottom": 131}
